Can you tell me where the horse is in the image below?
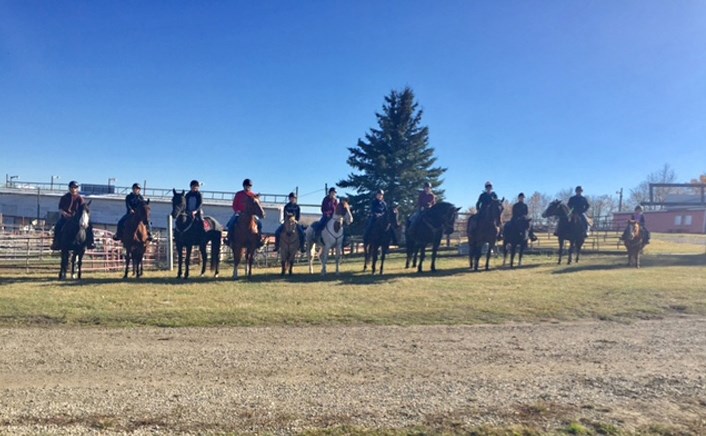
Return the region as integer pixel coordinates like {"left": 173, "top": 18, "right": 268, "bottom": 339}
{"left": 623, "top": 220, "right": 644, "bottom": 268}
{"left": 500, "top": 217, "right": 532, "bottom": 268}
{"left": 467, "top": 198, "right": 504, "bottom": 272}
{"left": 228, "top": 195, "right": 265, "bottom": 280}
{"left": 404, "top": 202, "right": 460, "bottom": 273}
{"left": 170, "top": 189, "right": 223, "bottom": 279}
{"left": 542, "top": 199, "right": 587, "bottom": 265}
{"left": 121, "top": 200, "right": 151, "bottom": 279}
{"left": 279, "top": 213, "right": 300, "bottom": 276}
{"left": 58, "top": 200, "right": 92, "bottom": 280}
{"left": 363, "top": 206, "right": 400, "bottom": 275}
{"left": 305, "top": 201, "right": 353, "bottom": 275}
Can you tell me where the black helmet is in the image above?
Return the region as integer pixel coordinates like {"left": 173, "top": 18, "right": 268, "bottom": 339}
{"left": 518, "top": 192, "right": 525, "bottom": 198}
{"left": 376, "top": 189, "right": 384, "bottom": 195}
{"left": 190, "top": 180, "right": 200, "bottom": 187}
{"left": 635, "top": 205, "right": 643, "bottom": 211}
{"left": 423, "top": 182, "right": 432, "bottom": 188}
{"left": 575, "top": 185, "right": 583, "bottom": 193}
{"left": 288, "top": 192, "right": 296, "bottom": 198}
{"left": 132, "top": 183, "right": 141, "bottom": 190}
{"left": 328, "top": 187, "right": 337, "bottom": 194}
{"left": 68, "top": 181, "right": 79, "bottom": 189}
{"left": 485, "top": 181, "right": 493, "bottom": 188}
{"left": 243, "top": 178, "right": 252, "bottom": 188}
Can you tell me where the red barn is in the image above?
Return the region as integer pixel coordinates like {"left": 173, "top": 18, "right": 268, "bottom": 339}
{"left": 613, "top": 208, "right": 706, "bottom": 234}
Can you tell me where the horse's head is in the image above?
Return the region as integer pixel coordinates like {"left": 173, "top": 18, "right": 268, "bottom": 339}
{"left": 335, "top": 200, "right": 353, "bottom": 226}
{"left": 431, "top": 202, "right": 460, "bottom": 235}
{"left": 171, "top": 189, "right": 186, "bottom": 219}
{"left": 283, "top": 213, "right": 298, "bottom": 234}
{"left": 626, "top": 219, "right": 641, "bottom": 241}
{"left": 137, "top": 199, "right": 151, "bottom": 222}
{"left": 248, "top": 196, "right": 265, "bottom": 219}
{"left": 77, "top": 200, "right": 92, "bottom": 229}
{"left": 542, "top": 199, "right": 563, "bottom": 218}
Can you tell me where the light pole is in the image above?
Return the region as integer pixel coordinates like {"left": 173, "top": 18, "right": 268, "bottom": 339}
{"left": 108, "top": 178, "right": 116, "bottom": 194}
{"left": 7, "top": 174, "right": 19, "bottom": 187}
{"left": 51, "top": 175, "right": 60, "bottom": 191}
{"left": 616, "top": 188, "right": 623, "bottom": 212}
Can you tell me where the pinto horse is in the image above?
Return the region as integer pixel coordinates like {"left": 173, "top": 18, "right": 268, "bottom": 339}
{"left": 228, "top": 196, "right": 265, "bottom": 280}
{"left": 623, "top": 220, "right": 644, "bottom": 268}
{"left": 405, "top": 202, "right": 460, "bottom": 273}
{"left": 305, "top": 201, "right": 353, "bottom": 275}
{"left": 542, "top": 199, "right": 587, "bottom": 265}
{"left": 363, "top": 206, "right": 400, "bottom": 275}
{"left": 58, "top": 200, "right": 92, "bottom": 280}
{"left": 467, "top": 198, "right": 503, "bottom": 271}
{"left": 279, "top": 213, "right": 300, "bottom": 276}
{"left": 501, "top": 217, "right": 532, "bottom": 268}
{"left": 171, "top": 189, "right": 223, "bottom": 279}
{"left": 121, "top": 200, "right": 151, "bottom": 279}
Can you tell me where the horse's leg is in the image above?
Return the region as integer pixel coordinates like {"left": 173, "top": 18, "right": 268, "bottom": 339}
{"left": 379, "top": 244, "right": 387, "bottom": 275}
{"left": 176, "top": 243, "right": 183, "bottom": 278}
{"left": 321, "top": 244, "right": 329, "bottom": 275}
{"left": 70, "top": 252, "right": 77, "bottom": 279}
{"left": 509, "top": 244, "right": 516, "bottom": 268}
{"left": 124, "top": 250, "right": 130, "bottom": 279}
{"left": 212, "top": 232, "right": 221, "bottom": 277}
{"left": 557, "top": 239, "right": 563, "bottom": 265}
{"left": 59, "top": 250, "right": 67, "bottom": 280}
{"left": 334, "top": 241, "right": 342, "bottom": 275}
{"left": 502, "top": 243, "right": 508, "bottom": 267}
{"left": 576, "top": 240, "right": 582, "bottom": 264}
{"left": 76, "top": 251, "right": 84, "bottom": 280}
{"left": 363, "top": 244, "right": 369, "bottom": 272}
{"left": 417, "top": 245, "right": 426, "bottom": 273}
{"left": 484, "top": 243, "right": 492, "bottom": 271}
{"left": 200, "top": 241, "right": 208, "bottom": 277}
{"left": 517, "top": 243, "right": 524, "bottom": 267}
{"left": 184, "top": 245, "right": 192, "bottom": 279}
{"left": 567, "top": 241, "right": 574, "bottom": 265}
{"left": 405, "top": 242, "right": 413, "bottom": 269}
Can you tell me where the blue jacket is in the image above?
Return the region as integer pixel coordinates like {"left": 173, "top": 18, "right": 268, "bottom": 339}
{"left": 125, "top": 193, "right": 147, "bottom": 214}
{"left": 370, "top": 198, "right": 387, "bottom": 216}
{"left": 568, "top": 195, "right": 590, "bottom": 214}
{"left": 283, "top": 202, "right": 301, "bottom": 221}
{"left": 476, "top": 191, "right": 498, "bottom": 210}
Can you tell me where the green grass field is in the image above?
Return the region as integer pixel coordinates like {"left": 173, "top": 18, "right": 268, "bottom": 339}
{"left": 1, "top": 234, "right": 704, "bottom": 328}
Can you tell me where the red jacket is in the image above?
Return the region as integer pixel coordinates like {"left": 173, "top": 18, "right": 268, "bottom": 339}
{"left": 232, "top": 190, "right": 256, "bottom": 213}
{"left": 321, "top": 196, "right": 339, "bottom": 218}
{"left": 417, "top": 191, "right": 436, "bottom": 210}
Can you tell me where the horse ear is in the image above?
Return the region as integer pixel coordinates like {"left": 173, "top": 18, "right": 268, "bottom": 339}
{"left": 87, "top": 200, "right": 92, "bottom": 206}
{"left": 456, "top": 207, "right": 461, "bottom": 212}
{"left": 146, "top": 199, "right": 150, "bottom": 205}
{"left": 173, "top": 188, "right": 177, "bottom": 195}
{"left": 181, "top": 190, "right": 185, "bottom": 195}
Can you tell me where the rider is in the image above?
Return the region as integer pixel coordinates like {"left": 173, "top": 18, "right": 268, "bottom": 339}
{"left": 364, "top": 189, "right": 387, "bottom": 243}
{"left": 408, "top": 182, "right": 436, "bottom": 232}
{"left": 225, "top": 178, "right": 263, "bottom": 246}
{"left": 273, "top": 192, "right": 306, "bottom": 253}
{"left": 475, "top": 181, "right": 500, "bottom": 226}
{"left": 113, "top": 183, "right": 152, "bottom": 241}
{"left": 185, "top": 180, "right": 203, "bottom": 221}
{"left": 511, "top": 193, "right": 537, "bottom": 241}
{"left": 568, "top": 185, "right": 590, "bottom": 236}
{"left": 626, "top": 205, "right": 650, "bottom": 245}
{"left": 314, "top": 187, "right": 339, "bottom": 239}
{"left": 51, "top": 181, "right": 96, "bottom": 250}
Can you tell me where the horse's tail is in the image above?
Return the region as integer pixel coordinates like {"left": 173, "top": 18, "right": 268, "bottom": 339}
{"left": 211, "top": 231, "right": 221, "bottom": 271}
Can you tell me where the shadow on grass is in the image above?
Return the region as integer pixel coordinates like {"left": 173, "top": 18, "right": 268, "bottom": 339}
{"left": 551, "top": 253, "right": 706, "bottom": 274}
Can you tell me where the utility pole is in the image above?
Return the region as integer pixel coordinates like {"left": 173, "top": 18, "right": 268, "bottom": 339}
{"left": 616, "top": 188, "right": 623, "bottom": 212}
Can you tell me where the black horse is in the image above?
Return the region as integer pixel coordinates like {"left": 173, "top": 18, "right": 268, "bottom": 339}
{"left": 58, "top": 200, "right": 92, "bottom": 280}
{"left": 467, "top": 197, "right": 503, "bottom": 272}
{"left": 171, "top": 189, "right": 223, "bottom": 279}
{"left": 405, "top": 202, "right": 460, "bottom": 273}
{"left": 542, "top": 199, "right": 587, "bottom": 264}
{"left": 363, "top": 206, "right": 400, "bottom": 275}
{"left": 500, "top": 217, "right": 533, "bottom": 268}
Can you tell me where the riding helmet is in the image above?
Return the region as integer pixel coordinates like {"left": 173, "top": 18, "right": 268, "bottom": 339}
{"left": 635, "top": 205, "right": 643, "bottom": 211}
{"left": 328, "top": 187, "right": 337, "bottom": 194}
{"left": 288, "top": 192, "right": 296, "bottom": 198}
{"left": 518, "top": 192, "right": 525, "bottom": 198}
{"left": 68, "top": 181, "right": 79, "bottom": 189}
{"left": 376, "top": 189, "right": 384, "bottom": 196}
{"left": 243, "top": 178, "right": 252, "bottom": 187}
{"left": 132, "top": 183, "right": 141, "bottom": 189}
{"left": 575, "top": 185, "right": 583, "bottom": 193}
{"left": 485, "top": 181, "right": 493, "bottom": 188}
{"left": 190, "top": 180, "right": 200, "bottom": 187}
{"left": 423, "top": 182, "right": 432, "bottom": 188}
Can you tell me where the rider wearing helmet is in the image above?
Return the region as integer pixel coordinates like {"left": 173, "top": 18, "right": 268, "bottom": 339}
{"left": 51, "top": 181, "right": 96, "bottom": 250}
{"left": 273, "top": 192, "right": 305, "bottom": 253}
{"left": 628, "top": 204, "right": 650, "bottom": 245}
{"left": 568, "top": 185, "right": 590, "bottom": 236}
{"left": 408, "top": 182, "right": 437, "bottom": 233}
{"left": 511, "top": 192, "right": 537, "bottom": 242}
{"left": 113, "top": 183, "right": 152, "bottom": 241}
{"left": 313, "top": 187, "right": 339, "bottom": 240}
{"left": 475, "top": 181, "right": 499, "bottom": 212}
{"left": 364, "top": 189, "right": 388, "bottom": 243}
{"left": 225, "top": 178, "right": 263, "bottom": 246}
{"left": 185, "top": 180, "right": 203, "bottom": 220}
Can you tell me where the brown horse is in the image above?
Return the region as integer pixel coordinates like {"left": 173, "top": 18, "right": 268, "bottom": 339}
{"left": 279, "top": 213, "right": 300, "bottom": 276}
{"left": 623, "top": 220, "right": 644, "bottom": 268}
{"left": 121, "top": 200, "right": 151, "bottom": 279}
{"left": 229, "top": 196, "right": 265, "bottom": 280}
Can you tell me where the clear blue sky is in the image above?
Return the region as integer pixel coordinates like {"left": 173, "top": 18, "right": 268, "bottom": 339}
{"left": 1, "top": 0, "right": 705, "bottom": 208}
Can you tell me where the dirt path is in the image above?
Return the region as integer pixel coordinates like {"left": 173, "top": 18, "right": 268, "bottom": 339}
{"left": 1, "top": 318, "right": 705, "bottom": 434}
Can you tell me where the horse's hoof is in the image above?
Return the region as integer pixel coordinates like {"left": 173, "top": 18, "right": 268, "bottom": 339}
{"left": 214, "top": 273, "right": 219, "bottom": 278}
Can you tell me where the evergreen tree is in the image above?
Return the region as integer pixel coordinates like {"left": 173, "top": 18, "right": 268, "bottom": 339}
{"left": 338, "top": 87, "right": 446, "bottom": 234}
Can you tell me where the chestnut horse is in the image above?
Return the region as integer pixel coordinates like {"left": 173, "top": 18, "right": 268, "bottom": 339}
{"left": 229, "top": 195, "right": 265, "bottom": 280}
{"left": 121, "top": 200, "right": 151, "bottom": 278}
{"left": 623, "top": 220, "right": 644, "bottom": 268}
{"left": 279, "top": 213, "right": 300, "bottom": 276}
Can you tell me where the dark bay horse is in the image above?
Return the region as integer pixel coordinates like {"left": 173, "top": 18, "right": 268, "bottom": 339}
{"left": 623, "top": 220, "right": 644, "bottom": 268}
{"left": 279, "top": 213, "right": 300, "bottom": 276}
{"left": 542, "top": 199, "right": 587, "bottom": 265}
{"left": 58, "top": 200, "right": 92, "bottom": 280}
{"left": 363, "top": 206, "right": 400, "bottom": 275}
{"left": 121, "top": 200, "right": 150, "bottom": 279}
{"left": 467, "top": 198, "right": 503, "bottom": 271}
{"left": 171, "top": 189, "right": 223, "bottom": 279}
{"left": 501, "top": 217, "right": 532, "bottom": 268}
{"left": 229, "top": 195, "right": 265, "bottom": 280}
{"left": 405, "top": 202, "right": 460, "bottom": 273}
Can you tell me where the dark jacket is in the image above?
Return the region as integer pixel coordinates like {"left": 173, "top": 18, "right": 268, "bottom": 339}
{"left": 283, "top": 202, "right": 301, "bottom": 221}
{"left": 476, "top": 191, "right": 498, "bottom": 210}
{"left": 370, "top": 198, "right": 387, "bottom": 216}
{"left": 58, "top": 193, "right": 85, "bottom": 216}
{"left": 321, "top": 196, "right": 339, "bottom": 218}
{"left": 185, "top": 191, "right": 203, "bottom": 213}
{"left": 417, "top": 191, "right": 436, "bottom": 210}
{"left": 568, "top": 195, "right": 590, "bottom": 214}
{"left": 125, "top": 193, "right": 147, "bottom": 214}
{"left": 630, "top": 213, "right": 646, "bottom": 227}
{"left": 512, "top": 202, "right": 528, "bottom": 219}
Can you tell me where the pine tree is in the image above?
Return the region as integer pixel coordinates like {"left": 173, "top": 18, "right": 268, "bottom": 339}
{"left": 338, "top": 87, "right": 446, "bottom": 233}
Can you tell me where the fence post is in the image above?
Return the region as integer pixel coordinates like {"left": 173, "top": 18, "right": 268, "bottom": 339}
{"left": 167, "top": 215, "right": 173, "bottom": 271}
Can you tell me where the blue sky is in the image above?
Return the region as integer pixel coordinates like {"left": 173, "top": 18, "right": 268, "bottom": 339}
{"left": 1, "top": 0, "right": 705, "bottom": 208}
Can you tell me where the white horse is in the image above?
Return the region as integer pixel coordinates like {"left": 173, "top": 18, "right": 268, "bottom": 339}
{"left": 305, "top": 202, "right": 353, "bottom": 275}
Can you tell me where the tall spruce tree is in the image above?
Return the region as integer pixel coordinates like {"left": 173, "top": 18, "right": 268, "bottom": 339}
{"left": 339, "top": 87, "right": 446, "bottom": 234}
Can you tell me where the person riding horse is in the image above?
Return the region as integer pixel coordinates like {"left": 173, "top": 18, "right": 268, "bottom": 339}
{"left": 312, "top": 187, "right": 339, "bottom": 240}
{"left": 225, "top": 178, "right": 263, "bottom": 246}
{"left": 475, "top": 181, "right": 500, "bottom": 226}
{"left": 113, "top": 183, "right": 153, "bottom": 241}
{"left": 408, "top": 182, "right": 436, "bottom": 232}
{"left": 510, "top": 193, "right": 537, "bottom": 241}
{"left": 364, "top": 190, "right": 388, "bottom": 242}
{"left": 568, "top": 185, "right": 590, "bottom": 236}
{"left": 274, "top": 192, "right": 306, "bottom": 253}
{"left": 51, "top": 181, "right": 96, "bottom": 250}
{"left": 622, "top": 205, "right": 650, "bottom": 245}
{"left": 185, "top": 179, "right": 203, "bottom": 221}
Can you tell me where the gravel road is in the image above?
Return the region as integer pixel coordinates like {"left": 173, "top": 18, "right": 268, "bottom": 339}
{"left": 1, "top": 318, "right": 705, "bottom": 434}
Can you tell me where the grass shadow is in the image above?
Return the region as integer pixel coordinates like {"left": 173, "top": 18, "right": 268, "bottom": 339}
{"left": 552, "top": 253, "right": 706, "bottom": 274}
